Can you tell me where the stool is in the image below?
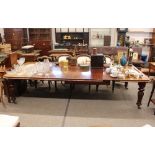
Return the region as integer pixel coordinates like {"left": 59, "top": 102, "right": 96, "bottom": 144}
{"left": 0, "top": 115, "right": 20, "bottom": 127}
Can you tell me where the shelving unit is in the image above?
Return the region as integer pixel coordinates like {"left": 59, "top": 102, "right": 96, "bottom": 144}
{"left": 55, "top": 28, "right": 89, "bottom": 49}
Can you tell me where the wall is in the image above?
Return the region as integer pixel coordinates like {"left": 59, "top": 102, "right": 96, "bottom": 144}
{"left": 89, "top": 28, "right": 117, "bottom": 47}
{"left": 126, "top": 28, "right": 153, "bottom": 61}
{"left": 126, "top": 29, "right": 152, "bottom": 42}
{"left": 0, "top": 28, "right": 4, "bottom": 37}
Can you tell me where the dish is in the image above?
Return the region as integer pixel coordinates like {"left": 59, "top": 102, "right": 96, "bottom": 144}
{"left": 110, "top": 74, "right": 118, "bottom": 78}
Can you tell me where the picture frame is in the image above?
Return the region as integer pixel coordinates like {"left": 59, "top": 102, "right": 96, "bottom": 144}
{"left": 132, "top": 52, "right": 138, "bottom": 60}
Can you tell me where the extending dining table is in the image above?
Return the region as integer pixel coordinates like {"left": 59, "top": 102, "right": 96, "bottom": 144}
{"left": 3, "top": 62, "right": 150, "bottom": 109}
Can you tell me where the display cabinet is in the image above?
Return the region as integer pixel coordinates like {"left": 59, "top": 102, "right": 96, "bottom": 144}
{"left": 29, "top": 28, "right": 52, "bottom": 51}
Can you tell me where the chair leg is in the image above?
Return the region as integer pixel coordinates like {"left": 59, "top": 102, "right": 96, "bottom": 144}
{"left": 148, "top": 82, "right": 155, "bottom": 107}
{"left": 124, "top": 82, "right": 128, "bottom": 89}
{"left": 34, "top": 80, "right": 38, "bottom": 89}
{"left": 54, "top": 81, "right": 57, "bottom": 91}
{"left": 48, "top": 81, "right": 51, "bottom": 90}
{"left": 70, "top": 83, "right": 75, "bottom": 90}
{"left": 89, "top": 84, "right": 91, "bottom": 92}
{"left": 96, "top": 84, "right": 99, "bottom": 92}
{"left": 148, "top": 94, "right": 153, "bottom": 107}
{"left": 112, "top": 81, "right": 115, "bottom": 93}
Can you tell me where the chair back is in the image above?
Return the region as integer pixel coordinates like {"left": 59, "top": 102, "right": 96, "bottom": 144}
{"left": 37, "top": 56, "right": 52, "bottom": 62}
{"left": 77, "top": 55, "right": 91, "bottom": 65}
{"left": 58, "top": 54, "right": 71, "bottom": 63}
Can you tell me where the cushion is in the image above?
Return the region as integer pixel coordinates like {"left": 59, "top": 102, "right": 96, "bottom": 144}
{"left": 0, "top": 114, "right": 19, "bottom": 127}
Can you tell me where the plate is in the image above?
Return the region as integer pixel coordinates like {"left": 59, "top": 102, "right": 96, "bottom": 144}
{"left": 110, "top": 74, "right": 117, "bottom": 78}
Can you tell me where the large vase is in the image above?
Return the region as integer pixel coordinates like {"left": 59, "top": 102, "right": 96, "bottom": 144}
{"left": 120, "top": 53, "right": 127, "bottom": 66}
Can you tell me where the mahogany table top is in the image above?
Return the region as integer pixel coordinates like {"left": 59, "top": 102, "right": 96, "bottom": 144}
{"left": 3, "top": 62, "right": 150, "bottom": 82}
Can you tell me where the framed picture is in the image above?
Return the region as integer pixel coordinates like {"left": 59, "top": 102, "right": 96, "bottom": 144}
{"left": 132, "top": 52, "right": 138, "bottom": 60}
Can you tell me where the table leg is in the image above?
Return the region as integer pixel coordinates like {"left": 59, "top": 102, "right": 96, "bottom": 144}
{"left": 4, "top": 79, "right": 16, "bottom": 104}
{"left": 136, "top": 82, "right": 146, "bottom": 109}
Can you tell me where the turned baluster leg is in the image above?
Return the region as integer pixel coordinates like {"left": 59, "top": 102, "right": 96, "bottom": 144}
{"left": 4, "top": 79, "right": 11, "bottom": 103}
{"left": 9, "top": 82, "right": 16, "bottom": 104}
{"left": 136, "top": 82, "right": 146, "bottom": 109}
{"left": 4, "top": 79, "right": 16, "bottom": 104}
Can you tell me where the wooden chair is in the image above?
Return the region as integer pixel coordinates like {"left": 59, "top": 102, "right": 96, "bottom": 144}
{"left": 77, "top": 54, "right": 91, "bottom": 66}
{"left": 31, "top": 56, "right": 53, "bottom": 90}
{"left": 37, "top": 56, "right": 52, "bottom": 62}
{"left": 57, "top": 54, "right": 72, "bottom": 63}
{"left": 148, "top": 79, "right": 155, "bottom": 115}
{"left": 54, "top": 54, "right": 72, "bottom": 90}
{"left": 76, "top": 55, "right": 110, "bottom": 92}
{"left": 95, "top": 55, "right": 111, "bottom": 91}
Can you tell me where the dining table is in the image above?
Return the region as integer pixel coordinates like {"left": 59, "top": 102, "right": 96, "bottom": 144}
{"left": 3, "top": 62, "right": 150, "bottom": 109}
